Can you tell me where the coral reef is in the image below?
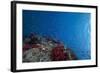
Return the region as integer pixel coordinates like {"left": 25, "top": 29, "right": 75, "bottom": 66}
{"left": 23, "top": 33, "right": 77, "bottom": 62}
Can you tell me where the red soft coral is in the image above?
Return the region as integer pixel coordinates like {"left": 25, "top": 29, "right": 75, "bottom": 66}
{"left": 23, "top": 44, "right": 31, "bottom": 51}
{"left": 51, "top": 46, "right": 66, "bottom": 61}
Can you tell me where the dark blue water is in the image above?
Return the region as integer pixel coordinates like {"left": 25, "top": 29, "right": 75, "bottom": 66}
{"left": 23, "top": 10, "right": 91, "bottom": 60}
